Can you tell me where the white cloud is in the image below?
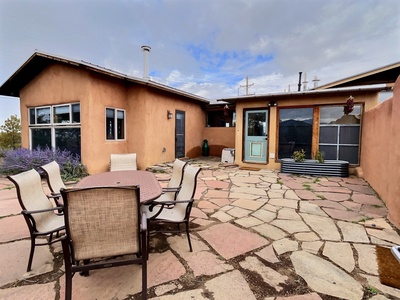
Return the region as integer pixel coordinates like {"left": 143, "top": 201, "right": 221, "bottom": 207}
{"left": 0, "top": 0, "right": 399, "bottom": 124}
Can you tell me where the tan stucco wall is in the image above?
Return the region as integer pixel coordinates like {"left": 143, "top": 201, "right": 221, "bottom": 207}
{"left": 234, "top": 92, "right": 379, "bottom": 170}
{"left": 361, "top": 77, "right": 400, "bottom": 229}
{"left": 125, "top": 86, "right": 205, "bottom": 171}
{"left": 203, "top": 127, "right": 235, "bottom": 156}
{"left": 19, "top": 63, "right": 206, "bottom": 174}
{"left": 19, "top": 64, "right": 90, "bottom": 147}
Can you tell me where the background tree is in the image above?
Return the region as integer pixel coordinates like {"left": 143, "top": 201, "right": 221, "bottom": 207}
{"left": 0, "top": 115, "right": 21, "bottom": 149}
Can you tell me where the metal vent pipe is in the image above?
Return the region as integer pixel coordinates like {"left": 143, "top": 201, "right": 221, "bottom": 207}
{"left": 141, "top": 45, "right": 151, "bottom": 79}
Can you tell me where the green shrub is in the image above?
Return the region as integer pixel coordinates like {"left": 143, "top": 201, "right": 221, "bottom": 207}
{"left": 315, "top": 150, "right": 324, "bottom": 163}
{"left": 292, "top": 149, "right": 306, "bottom": 162}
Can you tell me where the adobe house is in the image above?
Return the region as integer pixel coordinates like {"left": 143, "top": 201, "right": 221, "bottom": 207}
{"left": 215, "top": 63, "right": 399, "bottom": 229}
{"left": 0, "top": 50, "right": 210, "bottom": 173}
{"left": 217, "top": 62, "right": 399, "bottom": 175}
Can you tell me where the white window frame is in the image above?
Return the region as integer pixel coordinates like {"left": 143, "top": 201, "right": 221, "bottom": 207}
{"left": 105, "top": 107, "right": 126, "bottom": 141}
{"left": 28, "top": 103, "right": 80, "bottom": 150}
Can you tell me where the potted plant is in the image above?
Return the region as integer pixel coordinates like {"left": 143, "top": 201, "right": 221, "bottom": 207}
{"left": 281, "top": 149, "right": 349, "bottom": 177}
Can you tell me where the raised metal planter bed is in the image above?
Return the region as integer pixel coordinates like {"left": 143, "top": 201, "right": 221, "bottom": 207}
{"left": 280, "top": 158, "right": 349, "bottom": 177}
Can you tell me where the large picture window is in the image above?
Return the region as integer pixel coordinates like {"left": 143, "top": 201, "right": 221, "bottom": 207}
{"left": 278, "top": 107, "right": 313, "bottom": 159}
{"left": 106, "top": 108, "right": 125, "bottom": 140}
{"left": 29, "top": 103, "right": 81, "bottom": 157}
{"left": 319, "top": 105, "right": 362, "bottom": 164}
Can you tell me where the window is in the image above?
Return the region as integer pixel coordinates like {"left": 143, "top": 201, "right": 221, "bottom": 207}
{"left": 29, "top": 103, "right": 81, "bottom": 157}
{"left": 206, "top": 106, "right": 236, "bottom": 127}
{"left": 278, "top": 108, "right": 313, "bottom": 159}
{"left": 53, "top": 105, "right": 70, "bottom": 124}
{"left": 319, "top": 105, "right": 362, "bottom": 164}
{"left": 106, "top": 108, "right": 125, "bottom": 140}
{"left": 31, "top": 107, "right": 51, "bottom": 124}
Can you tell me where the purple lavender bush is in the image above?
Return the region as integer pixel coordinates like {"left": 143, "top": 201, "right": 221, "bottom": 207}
{"left": 0, "top": 147, "right": 87, "bottom": 180}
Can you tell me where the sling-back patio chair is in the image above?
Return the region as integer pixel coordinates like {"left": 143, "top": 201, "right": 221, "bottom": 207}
{"left": 7, "top": 169, "right": 65, "bottom": 272}
{"left": 158, "top": 158, "right": 188, "bottom": 201}
{"left": 39, "top": 160, "right": 66, "bottom": 207}
{"left": 143, "top": 164, "right": 201, "bottom": 252}
{"left": 110, "top": 153, "right": 137, "bottom": 171}
{"left": 60, "top": 186, "right": 147, "bottom": 300}
{"left": 392, "top": 246, "right": 400, "bottom": 263}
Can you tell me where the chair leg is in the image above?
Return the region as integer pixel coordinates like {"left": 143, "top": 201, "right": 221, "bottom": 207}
{"left": 61, "top": 237, "right": 73, "bottom": 300}
{"left": 142, "top": 235, "right": 147, "bottom": 299}
{"left": 27, "top": 236, "right": 36, "bottom": 272}
{"left": 65, "top": 269, "right": 73, "bottom": 300}
{"left": 185, "top": 222, "right": 193, "bottom": 252}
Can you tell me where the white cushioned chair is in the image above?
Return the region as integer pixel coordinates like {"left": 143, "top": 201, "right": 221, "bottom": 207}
{"left": 110, "top": 153, "right": 137, "bottom": 171}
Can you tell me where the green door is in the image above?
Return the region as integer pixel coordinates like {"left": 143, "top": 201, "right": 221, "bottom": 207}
{"left": 244, "top": 110, "right": 269, "bottom": 163}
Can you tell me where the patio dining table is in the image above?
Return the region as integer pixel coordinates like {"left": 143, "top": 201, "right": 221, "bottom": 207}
{"left": 75, "top": 170, "right": 162, "bottom": 203}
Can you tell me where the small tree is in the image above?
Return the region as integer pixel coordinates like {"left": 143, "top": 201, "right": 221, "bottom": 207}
{"left": 0, "top": 115, "right": 21, "bottom": 149}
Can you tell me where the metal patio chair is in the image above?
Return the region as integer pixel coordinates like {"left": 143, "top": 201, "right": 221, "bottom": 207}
{"left": 39, "top": 160, "right": 66, "bottom": 207}
{"left": 7, "top": 169, "right": 65, "bottom": 272}
{"left": 143, "top": 164, "right": 201, "bottom": 252}
{"left": 110, "top": 153, "right": 137, "bottom": 171}
{"left": 158, "top": 158, "right": 188, "bottom": 201}
{"left": 60, "top": 186, "right": 147, "bottom": 300}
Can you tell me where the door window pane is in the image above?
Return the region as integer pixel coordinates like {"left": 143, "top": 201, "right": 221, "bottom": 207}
{"left": 319, "top": 145, "right": 337, "bottom": 160}
{"left": 278, "top": 108, "right": 313, "bottom": 159}
{"left": 319, "top": 105, "right": 362, "bottom": 164}
{"left": 320, "top": 105, "right": 361, "bottom": 124}
{"left": 54, "top": 105, "right": 70, "bottom": 124}
{"left": 247, "top": 112, "right": 267, "bottom": 136}
{"left": 319, "top": 126, "right": 338, "bottom": 144}
{"left": 339, "top": 146, "right": 359, "bottom": 164}
{"left": 175, "top": 111, "right": 185, "bottom": 158}
{"left": 339, "top": 126, "right": 360, "bottom": 144}
{"left": 31, "top": 128, "right": 51, "bottom": 149}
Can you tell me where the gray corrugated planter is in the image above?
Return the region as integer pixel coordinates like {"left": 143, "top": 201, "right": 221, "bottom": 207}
{"left": 280, "top": 158, "right": 349, "bottom": 177}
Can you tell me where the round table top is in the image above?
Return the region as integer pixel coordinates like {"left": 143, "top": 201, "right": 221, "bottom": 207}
{"left": 75, "top": 170, "right": 162, "bottom": 203}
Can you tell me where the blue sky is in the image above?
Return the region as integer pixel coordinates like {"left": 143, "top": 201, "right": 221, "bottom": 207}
{"left": 0, "top": 0, "right": 399, "bottom": 125}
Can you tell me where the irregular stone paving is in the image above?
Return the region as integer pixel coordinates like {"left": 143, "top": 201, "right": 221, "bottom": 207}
{"left": 1, "top": 157, "right": 400, "bottom": 299}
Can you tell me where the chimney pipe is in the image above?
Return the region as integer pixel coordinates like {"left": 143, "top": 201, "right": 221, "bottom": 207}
{"left": 141, "top": 45, "right": 151, "bottom": 79}
{"left": 302, "top": 72, "right": 308, "bottom": 91}
{"left": 298, "top": 72, "right": 302, "bottom": 91}
{"left": 312, "top": 76, "right": 320, "bottom": 88}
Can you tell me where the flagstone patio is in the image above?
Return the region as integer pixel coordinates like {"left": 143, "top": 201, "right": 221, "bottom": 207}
{"left": 0, "top": 157, "right": 399, "bottom": 299}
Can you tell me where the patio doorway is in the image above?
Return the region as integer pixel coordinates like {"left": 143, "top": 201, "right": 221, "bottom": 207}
{"left": 244, "top": 109, "right": 269, "bottom": 163}
{"left": 175, "top": 110, "right": 185, "bottom": 158}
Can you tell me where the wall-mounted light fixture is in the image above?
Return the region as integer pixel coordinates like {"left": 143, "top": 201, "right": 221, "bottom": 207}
{"left": 268, "top": 101, "right": 278, "bottom": 107}
{"left": 167, "top": 110, "right": 173, "bottom": 119}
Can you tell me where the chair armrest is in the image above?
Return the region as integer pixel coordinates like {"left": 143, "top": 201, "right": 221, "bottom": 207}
{"left": 140, "top": 212, "right": 147, "bottom": 232}
{"left": 157, "top": 178, "right": 170, "bottom": 182}
{"left": 46, "top": 194, "right": 64, "bottom": 209}
{"left": 148, "top": 199, "right": 193, "bottom": 211}
{"left": 152, "top": 199, "right": 193, "bottom": 204}
{"left": 162, "top": 187, "right": 181, "bottom": 192}
{"left": 22, "top": 206, "right": 64, "bottom": 215}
